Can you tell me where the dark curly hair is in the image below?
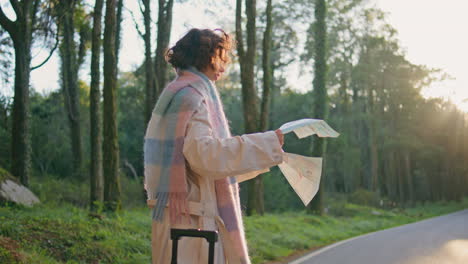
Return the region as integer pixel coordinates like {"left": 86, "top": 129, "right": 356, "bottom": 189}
{"left": 165, "top": 28, "right": 234, "bottom": 71}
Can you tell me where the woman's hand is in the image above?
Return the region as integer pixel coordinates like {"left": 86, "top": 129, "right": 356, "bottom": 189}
{"left": 275, "top": 129, "right": 284, "bottom": 146}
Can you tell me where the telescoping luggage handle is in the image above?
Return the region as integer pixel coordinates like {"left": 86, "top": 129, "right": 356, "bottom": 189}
{"left": 170, "top": 228, "right": 219, "bottom": 264}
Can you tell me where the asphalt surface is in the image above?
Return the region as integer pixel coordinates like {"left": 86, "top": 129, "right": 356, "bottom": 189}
{"left": 291, "top": 209, "right": 468, "bottom": 264}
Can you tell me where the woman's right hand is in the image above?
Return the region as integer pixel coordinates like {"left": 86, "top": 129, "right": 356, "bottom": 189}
{"left": 275, "top": 129, "right": 284, "bottom": 146}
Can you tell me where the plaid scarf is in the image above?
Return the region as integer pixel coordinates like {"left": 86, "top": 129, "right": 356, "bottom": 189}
{"left": 144, "top": 67, "right": 250, "bottom": 263}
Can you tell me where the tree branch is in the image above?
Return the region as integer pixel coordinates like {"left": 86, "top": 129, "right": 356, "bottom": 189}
{"left": 235, "top": 0, "right": 245, "bottom": 62}
{"left": 124, "top": 159, "right": 139, "bottom": 180}
{"left": 0, "top": 4, "right": 15, "bottom": 34}
{"left": 274, "top": 57, "right": 295, "bottom": 69}
{"left": 127, "top": 6, "right": 144, "bottom": 38}
{"left": 138, "top": 0, "right": 145, "bottom": 16}
{"left": 31, "top": 28, "right": 60, "bottom": 71}
{"left": 9, "top": 0, "right": 22, "bottom": 19}
{"left": 30, "top": 0, "right": 40, "bottom": 30}
{"left": 77, "top": 25, "right": 90, "bottom": 69}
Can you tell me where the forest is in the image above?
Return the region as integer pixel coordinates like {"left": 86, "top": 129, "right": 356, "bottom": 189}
{"left": 0, "top": 0, "right": 467, "bottom": 262}
{"left": 1, "top": 0, "right": 467, "bottom": 212}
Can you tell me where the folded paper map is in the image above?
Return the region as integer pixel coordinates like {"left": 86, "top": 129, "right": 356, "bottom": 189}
{"left": 278, "top": 152, "right": 322, "bottom": 206}
{"left": 279, "top": 118, "right": 339, "bottom": 139}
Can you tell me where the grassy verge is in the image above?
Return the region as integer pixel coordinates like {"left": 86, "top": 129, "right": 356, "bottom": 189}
{"left": 0, "top": 203, "right": 152, "bottom": 264}
{"left": 0, "top": 198, "right": 467, "bottom": 263}
{"left": 245, "top": 198, "right": 468, "bottom": 264}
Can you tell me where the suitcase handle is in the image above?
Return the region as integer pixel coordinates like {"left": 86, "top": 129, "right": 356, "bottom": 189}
{"left": 170, "top": 228, "right": 218, "bottom": 264}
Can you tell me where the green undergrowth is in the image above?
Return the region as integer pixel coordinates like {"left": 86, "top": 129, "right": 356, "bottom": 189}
{"left": 0, "top": 198, "right": 467, "bottom": 263}
{"left": 0, "top": 204, "right": 152, "bottom": 264}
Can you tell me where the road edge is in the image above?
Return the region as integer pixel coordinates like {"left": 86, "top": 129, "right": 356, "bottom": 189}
{"left": 288, "top": 209, "right": 468, "bottom": 264}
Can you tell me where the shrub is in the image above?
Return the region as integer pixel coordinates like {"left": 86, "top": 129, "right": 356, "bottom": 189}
{"left": 349, "top": 188, "right": 380, "bottom": 207}
{"left": 29, "top": 177, "right": 89, "bottom": 207}
{"left": 27, "top": 173, "right": 146, "bottom": 209}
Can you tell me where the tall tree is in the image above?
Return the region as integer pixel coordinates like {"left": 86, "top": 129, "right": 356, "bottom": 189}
{"left": 254, "top": 0, "right": 274, "bottom": 216}
{"left": 236, "top": 0, "right": 261, "bottom": 215}
{"left": 103, "top": 0, "right": 121, "bottom": 212}
{"left": 266, "top": 0, "right": 300, "bottom": 128}
{"left": 260, "top": 0, "right": 273, "bottom": 132}
{"left": 115, "top": 0, "right": 123, "bottom": 65}
{"left": 154, "top": 0, "right": 174, "bottom": 96}
{"left": 308, "top": 0, "right": 328, "bottom": 215}
{"left": 58, "top": 0, "right": 89, "bottom": 178}
{"left": 137, "top": 0, "right": 156, "bottom": 123}
{"left": 0, "top": 0, "right": 43, "bottom": 186}
{"left": 90, "top": 0, "right": 104, "bottom": 209}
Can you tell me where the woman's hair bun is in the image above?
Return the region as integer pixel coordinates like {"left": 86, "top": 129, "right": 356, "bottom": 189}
{"left": 166, "top": 28, "right": 234, "bottom": 71}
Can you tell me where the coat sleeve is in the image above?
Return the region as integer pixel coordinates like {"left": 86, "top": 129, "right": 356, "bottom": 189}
{"left": 235, "top": 168, "right": 270, "bottom": 183}
{"left": 182, "top": 100, "right": 283, "bottom": 180}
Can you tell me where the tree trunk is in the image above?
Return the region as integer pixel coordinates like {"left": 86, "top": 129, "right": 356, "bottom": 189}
{"left": 0, "top": 98, "right": 7, "bottom": 130}
{"left": 443, "top": 108, "right": 457, "bottom": 201}
{"left": 1, "top": 1, "right": 36, "bottom": 186}
{"left": 397, "top": 152, "right": 405, "bottom": 204}
{"left": 456, "top": 113, "right": 465, "bottom": 201}
{"left": 253, "top": 0, "right": 274, "bottom": 216}
{"left": 60, "top": 2, "right": 84, "bottom": 178}
{"left": 404, "top": 150, "right": 414, "bottom": 204}
{"left": 338, "top": 70, "right": 352, "bottom": 193}
{"left": 103, "top": 0, "right": 121, "bottom": 212}
{"left": 308, "top": 0, "right": 328, "bottom": 215}
{"left": 11, "top": 34, "right": 32, "bottom": 186}
{"left": 384, "top": 150, "right": 396, "bottom": 202}
{"left": 368, "top": 91, "right": 379, "bottom": 192}
{"left": 115, "top": 0, "right": 123, "bottom": 66}
{"left": 463, "top": 114, "right": 468, "bottom": 197}
{"left": 90, "top": 0, "right": 104, "bottom": 210}
{"left": 260, "top": 0, "right": 273, "bottom": 133}
{"left": 236, "top": 0, "right": 261, "bottom": 216}
{"left": 142, "top": 0, "right": 156, "bottom": 123}
{"left": 338, "top": 71, "right": 350, "bottom": 114}
{"left": 154, "top": 0, "right": 174, "bottom": 96}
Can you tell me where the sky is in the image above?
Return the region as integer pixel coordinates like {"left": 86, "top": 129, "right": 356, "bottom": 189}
{"left": 375, "top": 0, "right": 468, "bottom": 111}
{"left": 3, "top": 0, "right": 468, "bottom": 111}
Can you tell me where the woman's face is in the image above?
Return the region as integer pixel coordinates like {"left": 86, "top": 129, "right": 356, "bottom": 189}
{"left": 203, "top": 52, "right": 227, "bottom": 82}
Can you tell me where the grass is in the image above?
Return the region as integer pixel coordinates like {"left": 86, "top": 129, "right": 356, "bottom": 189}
{"left": 245, "top": 199, "right": 468, "bottom": 263}
{"left": 1, "top": 174, "right": 467, "bottom": 263}
{"left": 0, "top": 203, "right": 152, "bottom": 263}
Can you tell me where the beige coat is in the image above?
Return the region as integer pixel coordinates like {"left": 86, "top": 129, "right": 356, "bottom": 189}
{"left": 149, "top": 99, "right": 283, "bottom": 264}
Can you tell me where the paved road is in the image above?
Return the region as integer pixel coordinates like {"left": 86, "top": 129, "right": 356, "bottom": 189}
{"left": 291, "top": 209, "right": 468, "bottom": 264}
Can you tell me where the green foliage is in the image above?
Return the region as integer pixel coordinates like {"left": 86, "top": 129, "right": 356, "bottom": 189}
{"left": 28, "top": 174, "right": 144, "bottom": 209}
{"left": 0, "top": 203, "right": 152, "bottom": 264}
{"left": 0, "top": 167, "right": 15, "bottom": 183}
{"left": 120, "top": 176, "right": 146, "bottom": 209}
{"left": 0, "top": 191, "right": 467, "bottom": 264}
{"left": 117, "top": 72, "right": 145, "bottom": 178}
{"left": 348, "top": 188, "right": 380, "bottom": 207}
{"left": 16, "top": 0, "right": 467, "bottom": 209}
{"left": 263, "top": 168, "right": 304, "bottom": 212}
{"left": 29, "top": 89, "right": 73, "bottom": 178}
{"left": 1, "top": 3, "right": 467, "bottom": 264}
{"left": 29, "top": 176, "right": 89, "bottom": 207}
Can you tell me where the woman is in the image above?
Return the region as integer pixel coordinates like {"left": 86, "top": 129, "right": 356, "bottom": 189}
{"left": 144, "top": 28, "right": 284, "bottom": 264}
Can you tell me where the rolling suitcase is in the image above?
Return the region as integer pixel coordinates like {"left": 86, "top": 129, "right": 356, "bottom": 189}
{"left": 170, "top": 228, "right": 219, "bottom": 264}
